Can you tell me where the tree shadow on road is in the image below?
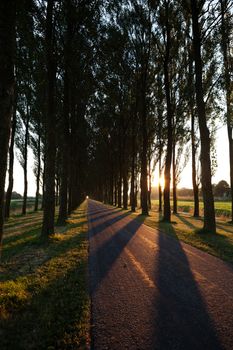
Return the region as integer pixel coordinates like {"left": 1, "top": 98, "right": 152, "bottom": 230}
{"left": 88, "top": 210, "right": 132, "bottom": 239}
{"left": 89, "top": 215, "right": 145, "bottom": 294}
{"left": 154, "top": 221, "right": 223, "bottom": 350}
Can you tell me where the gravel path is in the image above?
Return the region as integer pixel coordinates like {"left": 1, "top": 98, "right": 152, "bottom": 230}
{"left": 88, "top": 199, "right": 233, "bottom": 350}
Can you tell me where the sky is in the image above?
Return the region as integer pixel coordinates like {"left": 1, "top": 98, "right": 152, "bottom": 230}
{"left": 10, "top": 123, "right": 229, "bottom": 197}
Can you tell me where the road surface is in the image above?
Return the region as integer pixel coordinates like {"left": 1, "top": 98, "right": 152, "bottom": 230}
{"left": 88, "top": 200, "right": 233, "bottom": 350}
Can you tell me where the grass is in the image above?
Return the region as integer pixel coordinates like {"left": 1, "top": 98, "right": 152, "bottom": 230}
{"left": 9, "top": 198, "right": 42, "bottom": 216}
{"left": 151, "top": 199, "right": 232, "bottom": 218}
{"left": 129, "top": 207, "right": 233, "bottom": 264}
{"left": 0, "top": 201, "right": 90, "bottom": 350}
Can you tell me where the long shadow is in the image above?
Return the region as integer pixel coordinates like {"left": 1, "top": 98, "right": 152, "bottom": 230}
{"left": 1, "top": 219, "right": 87, "bottom": 282}
{"left": 88, "top": 210, "right": 132, "bottom": 239}
{"left": 4, "top": 215, "right": 43, "bottom": 230}
{"left": 89, "top": 216, "right": 144, "bottom": 294}
{"left": 87, "top": 208, "right": 122, "bottom": 224}
{"left": 216, "top": 223, "right": 233, "bottom": 234}
{"left": 174, "top": 214, "right": 233, "bottom": 265}
{"left": 3, "top": 223, "right": 42, "bottom": 245}
{"left": 154, "top": 221, "right": 223, "bottom": 349}
{"left": 87, "top": 203, "right": 119, "bottom": 218}
{"left": 1, "top": 256, "right": 88, "bottom": 350}
{"left": 175, "top": 213, "right": 198, "bottom": 230}
{"left": 178, "top": 212, "right": 233, "bottom": 236}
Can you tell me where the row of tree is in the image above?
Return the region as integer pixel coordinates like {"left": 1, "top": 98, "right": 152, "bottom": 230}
{"left": 0, "top": 0, "right": 232, "bottom": 252}
{"left": 87, "top": 0, "right": 233, "bottom": 234}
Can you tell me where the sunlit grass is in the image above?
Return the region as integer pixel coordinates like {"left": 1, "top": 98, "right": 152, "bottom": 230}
{"left": 127, "top": 205, "right": 233, "bottom": 264}
{"left": 151, "top": 199, "right": 232, "bottom": 218}
{"left": 0, "top": 201, "right": 90, "bottom": 350}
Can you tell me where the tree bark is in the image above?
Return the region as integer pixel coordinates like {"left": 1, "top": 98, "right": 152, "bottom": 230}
{"left": 158, "top": 147, "right": 162, "bottom": 212}
{"left": 22, "top": 108, "right": 29, "bottom": 215}
{"left": 220, "top": 0, "right": 233, "bottom": 222}
{"left": 114, "top": 175, "right": 117, "bottom": 206}
{"left": 191, "top": 0, "right": 216, "bottom": 233}
{"left": 41, "top": 0, "right": 56, "bottom": 237}
{"left": 130, "top": 116, "right": 136, "bottom": 212}
{"left": 0, "top": 0, "right": 15, "bottom": 252}
{"left": 188, "top": 38, "right": 200, "bottom": 218}
{"left": 191, "top": 108, "right": 199, "bottom": 217}
{"left": 172, "top": 142, "right": 177, "bottom": 214}
{"left": 148, "top": 157, "right": 152, "bottom": 210}
{"left": 140, "top": 75, "right": 149, "bottom": 216}
{"left": 34, "top": 134, "right": 41, "bottom": 211}
{"left": 163, "top": 1, "right": 173, "bottom": 222}
{"left": 117, "top": 116, "right": 122, "bottom": 208}
{"left": 41, "top": 159, "right": 45, "bottom": 210}
{"left": 123, "top": 172, "right": 128, "bottom": 210}
{"left": 5, "top": 100, "right": 17, "bottom": 219}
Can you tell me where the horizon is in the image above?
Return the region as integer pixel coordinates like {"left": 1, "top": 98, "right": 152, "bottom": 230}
{"left": 9, "top": 123, "right": 230, "bottom": 196}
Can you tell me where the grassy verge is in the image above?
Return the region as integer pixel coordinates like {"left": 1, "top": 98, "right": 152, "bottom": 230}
{"left": 151, "top": 199, "right": 232, "bottom": 218}
{"left": 130, "top": 208, "right": 233, "bottom": 264}
{"left": 0, "top": 201, "right": 90, "bottom": 350}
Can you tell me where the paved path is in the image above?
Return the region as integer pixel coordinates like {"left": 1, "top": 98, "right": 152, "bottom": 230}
{"left": 88, "top": 200, "right": 233, "bottom": 350}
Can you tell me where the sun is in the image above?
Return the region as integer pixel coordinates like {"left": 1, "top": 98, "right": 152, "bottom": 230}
{"left": 151, "top": 174, "right": 165, "bottom": 189}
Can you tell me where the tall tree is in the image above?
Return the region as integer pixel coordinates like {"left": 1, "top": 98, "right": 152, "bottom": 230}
{"left": 220, "top": 0, "right": 233, "bottom": 222}
{"left": 58, "top": 0, "right": 73, "bottom": 225}
{"left": 0, "top": 1, "right": 15, "bottom": 251}
{"left": 190, "top": 0, "right": 216, "bottom": 232}
{"left": 41, "top": 0, "right": 56, "bottom": 237}
{"left": 161, "top": 0, "right": 173, "bottom": 222}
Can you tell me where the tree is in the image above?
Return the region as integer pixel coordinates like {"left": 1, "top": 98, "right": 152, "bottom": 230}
{"left": 220, "top": 0, "right": 233, "bottom": 221}
{"left": 0, "top": 1, "right": 16, "bottom": 252}
{"left": 57, "top": 0, "right": 73, "bottom": 225}
{"left": 214, "top": 180, "right": 230, "bottom": 198}
{"left": 190, "top": 0, "right": 216, "bottom": 233}
{"left": 41, "top": 0, "right": 56, "bottom": 237}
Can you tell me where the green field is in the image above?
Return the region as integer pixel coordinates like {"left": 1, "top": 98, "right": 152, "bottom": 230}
{"left": 9, "top": 199, "right": 42, "bottom": 215}
{"left": 152, "top": 199, "right": 232, "bottom": 218}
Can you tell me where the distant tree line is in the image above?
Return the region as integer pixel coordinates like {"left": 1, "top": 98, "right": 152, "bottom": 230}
{"left": 0, "top": 0, "right": 233, "bottom": 252}
{"left": 152, "top": 180, "right": 231, "bottom": 199}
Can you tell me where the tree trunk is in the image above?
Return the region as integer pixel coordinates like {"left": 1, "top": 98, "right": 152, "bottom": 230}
{"left": 41, "top": 160, "right": 45, "bottom": 210}
{"left": 117, "top": 175, "right": 122, "bottom": 207}
{"left": 55, "top": 176, "right": 59, "bottom": 206}
{"left": 140, "top": 79, "right": 149, "bottom": 216}
{"left": 220, "top": 0, "right": 233, "bottom": 222}
{"left": 41, "top": 0, "right": 56, "bottom": 237}
{"left": 191, "top": 0, "right": 216, "bottom": 233}
{"left": 163, "top": 2, "right": 173, "bottom": 222}
{"left": 188, "top": 37, "right": 200, "bottom": 218}
{"left": 148, "top": 157, "right": 151, "bottom": 210}
{"left": 172, "top": 142, "right": 177, "bottom": 214}
{"left": 68, "top": 180, "right": 72, "bottom": 215}
{"left": 123, "top": 172, "right": 128, "bottom": 210}
{"left": 0, "top": 0, "right": 15, "bottom": 252}
{"left": 114, "top": 175, "right": 117, "bottom": 206}
{"left": 191, "top": 108, "right": 199, "bottom": 217}
{"left": 135, "top": 176, "right": 138, "bottom": 208}
{"left": 22, "top": 109, "right": 29, "bottom": 215}
{"left": 158, "top": 147, "right": 162, "bottom": 212}
{"left": 34, "top": 134, "right": 41, "bottom": 212}
{"left": 5, "top": 100, "right": 17, "bottom": 219}
{"left": 130, "top": 119, "right": 136, "bottom": 212}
